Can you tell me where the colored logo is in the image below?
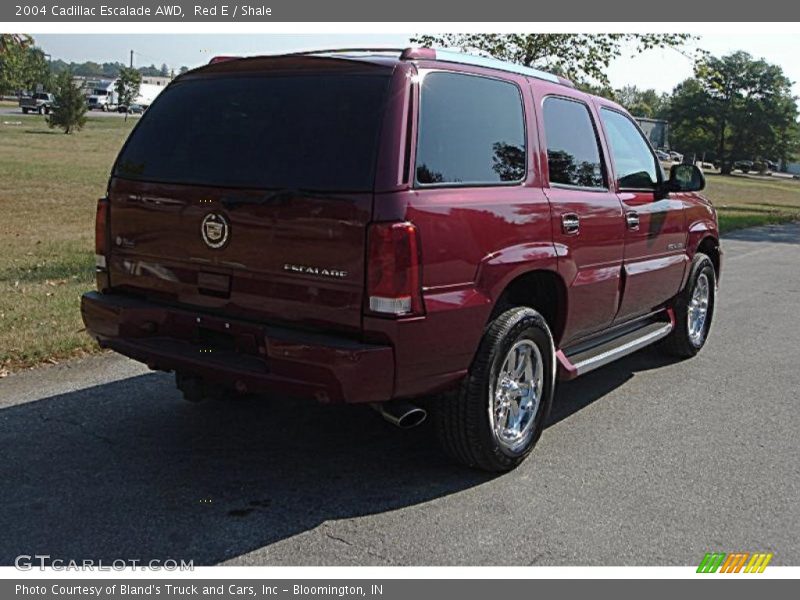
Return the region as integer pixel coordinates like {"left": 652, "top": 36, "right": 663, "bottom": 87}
{"left": 697, "top": 552, "right": 773, "bottom": 573}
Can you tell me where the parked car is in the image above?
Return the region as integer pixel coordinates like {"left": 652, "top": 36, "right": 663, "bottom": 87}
{"left": 82, "top": 48, "right": 720, "bottom": 472}
{"left": 734, "top": 160, "right": 754, "bottom": 173}
{"left": 19, "top": 92, "right": 55, "bottom": 114}
{"left": 655, "top": 150, "right": 670, "bottom": 161}
{"left": 669, "top": 151, "right": 683, "bottom": 163}
{"left": 117, "top": 103, "right": 145, "bottom": 114}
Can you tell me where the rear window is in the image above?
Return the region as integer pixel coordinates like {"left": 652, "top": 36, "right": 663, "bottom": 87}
{"left": 114, "top": 73, "right": 391, "bottom": 191}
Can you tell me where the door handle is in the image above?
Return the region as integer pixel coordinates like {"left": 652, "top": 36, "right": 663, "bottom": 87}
{"left": 561, "top": 213, "right": 580, "bottom": 234}
{"left": 626, "top": 211, "right": 640, "bottom": 230}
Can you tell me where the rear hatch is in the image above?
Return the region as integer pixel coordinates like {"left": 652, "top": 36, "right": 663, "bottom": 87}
{"left": 106, "top": 57, "right": 393, "bottom": 334}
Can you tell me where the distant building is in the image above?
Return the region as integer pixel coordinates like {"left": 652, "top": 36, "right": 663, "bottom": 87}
{"left": 634, "top": 117, "right": 669, "bottom": 150}
{"left": 141, "top": 76, "right": 172, "bottom": 87}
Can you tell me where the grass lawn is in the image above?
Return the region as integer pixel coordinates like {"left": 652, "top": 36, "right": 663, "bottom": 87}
{"left": 0, "top": 115, "right": 138, "bottom": 374}
{"left": 703, "top": 173, "right": 800, "bottom": 233}
{"left": 1, "top": 115, "right": 799, "bottom": 373}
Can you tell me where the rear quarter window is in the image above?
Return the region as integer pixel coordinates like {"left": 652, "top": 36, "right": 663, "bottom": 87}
{"left": 415, "top": 72, "right": 526, "bottom": 186}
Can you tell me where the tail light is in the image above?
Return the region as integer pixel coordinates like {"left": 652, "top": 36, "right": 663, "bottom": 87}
{"left": 95, "top": 197, "right": 109, "bottom": 270}
{"left": 366, "top": 222, "right": 424, "bottom": 317}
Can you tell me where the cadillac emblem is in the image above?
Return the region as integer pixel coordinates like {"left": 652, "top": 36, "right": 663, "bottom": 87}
{"left": 201, "top": 212, "right": 230, "bottom": 249}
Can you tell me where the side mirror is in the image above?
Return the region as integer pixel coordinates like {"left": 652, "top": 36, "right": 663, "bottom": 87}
{"left": 667, "top": 164, "right": 705, "bottom": 193}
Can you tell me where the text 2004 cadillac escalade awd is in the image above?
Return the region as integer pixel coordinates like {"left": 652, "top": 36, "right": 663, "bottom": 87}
{"left": 82, "top": 48, "right": 720, "bottom": 472}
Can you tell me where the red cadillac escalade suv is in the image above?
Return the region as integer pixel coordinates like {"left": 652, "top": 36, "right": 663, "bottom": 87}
{"left": 82, "top": 47, "right": 720, "bottom": 471}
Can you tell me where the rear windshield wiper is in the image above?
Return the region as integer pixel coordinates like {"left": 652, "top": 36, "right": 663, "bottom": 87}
{"left": 220, "top": 188, "right": 345, "bottom": 209}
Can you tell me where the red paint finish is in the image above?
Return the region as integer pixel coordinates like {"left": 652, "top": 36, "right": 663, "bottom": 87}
{"left": 82, "top": 51, "right": 720, "bottom": 405}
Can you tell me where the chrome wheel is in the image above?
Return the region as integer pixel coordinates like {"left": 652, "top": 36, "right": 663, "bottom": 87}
{"left": 688, "top": 272, "right": 710, "bottom": 346}
{"left": 490, "top": 339, "right": 544, "bottom": 454}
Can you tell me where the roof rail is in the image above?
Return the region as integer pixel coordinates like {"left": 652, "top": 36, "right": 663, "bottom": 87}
{"left": 280, "top": 48, "right": 408, "bottom": 57}
{"left": 208, "top": 48, "right": 405, "bottom": 65}
{"left": 401, "top": 47, "right": 571, "bottom": 86}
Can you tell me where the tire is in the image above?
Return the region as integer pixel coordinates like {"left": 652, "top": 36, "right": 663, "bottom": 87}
{"left": 435, "top": 307, "right": 555, "bottom": 472}
{"left": 21, "top": 108, "right": 28, "bottom": 114}
{"left": 38, "top": 106, "right": 45, "bottom": 115}
{"left": 661, "top": 252, "right": 716, "bottom": 358}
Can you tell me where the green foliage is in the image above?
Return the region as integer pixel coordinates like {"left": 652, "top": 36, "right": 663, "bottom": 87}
{"left": 0, "top": 42, "right": 51, "bottom": 95}
{"left": 614, "top": 86, "right": 671, "bottom": 119}
{"left": 666, "top": 78, "right": 718, "bottom": 158}
{"left": 51, "top": 59, "right": 124, "bottom": 78}
{"left": 49, "top": 60, "right": 185, "bottom": 79}
{"left": 0, "top": 34, "right": 33, "bottom": 53}
{"left": 115, "top": 66, "right": 142, "bottom": 109}
{"left": 409, "top": 33, "right": 694, "bottom": 86}
{"left": 138, "top": 63, "right": 163, "bottom": 77}
{"left": 668, "top": 52, "right": 799, "bottom": 171}
{"left": 47, "top": 70, "right": 88, "bottom": 134}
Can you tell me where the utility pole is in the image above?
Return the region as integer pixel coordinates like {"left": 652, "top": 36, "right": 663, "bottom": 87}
{"left": 129, "top": 50, "right": 134, "bottom": 68}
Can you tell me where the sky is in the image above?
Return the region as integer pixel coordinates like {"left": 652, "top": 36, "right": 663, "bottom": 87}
{"left": 33, "top": 33, "right": 800, "bottom": 97}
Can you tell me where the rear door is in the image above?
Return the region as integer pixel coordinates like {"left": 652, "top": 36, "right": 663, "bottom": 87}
{"left": 597, "top": 106, "right": 687, "bottom": 323}
{"left": 535, "top": 90, "right": 626, "bottom": 344}
{"left": 107, "top": 62, "right": 392, "bottom": 334}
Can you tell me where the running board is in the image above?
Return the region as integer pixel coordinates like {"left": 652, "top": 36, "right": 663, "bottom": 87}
{"left": 557, "top": 318, "right": 674, "bottom": 380}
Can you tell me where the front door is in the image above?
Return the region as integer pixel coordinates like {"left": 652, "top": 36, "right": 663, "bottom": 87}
{"left": 597, "top": 106, "right": 688, "bottom": 323}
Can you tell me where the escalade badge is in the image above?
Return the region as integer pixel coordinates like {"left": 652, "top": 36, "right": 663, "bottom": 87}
{"left": 201, "top": 212, "right": 230, "bottom": 249}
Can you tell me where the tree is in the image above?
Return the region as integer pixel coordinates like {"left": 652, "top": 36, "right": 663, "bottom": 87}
{"left": 0, "top": 34, "right": 33, "bottom": 54}
{"left": 0, "top": 42, "right": 51, "bottom": 94}
{"left": 159, "top": 62, "right": 170, "bottom": 77}
{"left": 614, "top": 86, "right": 670, "bottom": 119}
{"left": 47, "top": 70, "right": 87, "bottom": 134}
{"left": 138, "top": 63, "right": 161, "bottom": 76}
{"left": 409, "top": 33, "right": 693, "bottom": 86}
{"left": 179, "top": 65, "right": 189, "bottom": 75}
{"left": 115, "top": 66, "right": 142, "bottom": 118}
{"left": 668, "top": 52, "right": 799, "bottom": 172}
{"left": 666, "top": 79, "right": 717, "bottom": 159}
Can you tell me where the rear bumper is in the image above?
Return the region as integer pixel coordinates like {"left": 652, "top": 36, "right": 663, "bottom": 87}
{"left": 80, "top": 291, "right": 394, "bottom": 404}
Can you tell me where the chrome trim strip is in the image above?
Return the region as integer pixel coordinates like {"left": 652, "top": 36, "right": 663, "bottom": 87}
{"left": 573, "top": 323, "right": 673, "bottom": 376}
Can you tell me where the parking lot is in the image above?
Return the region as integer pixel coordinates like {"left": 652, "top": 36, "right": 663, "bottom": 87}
{"left": 0, "top": 223, "right": 798, "bottom": 566}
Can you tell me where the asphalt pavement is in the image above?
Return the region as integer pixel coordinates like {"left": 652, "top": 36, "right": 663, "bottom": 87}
{"left": 1, "top": 223, "right": 798, "bottom": 566}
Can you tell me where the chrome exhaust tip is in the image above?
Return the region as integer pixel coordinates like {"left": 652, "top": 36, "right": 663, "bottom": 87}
{"left": 371, "top": 401, "right": 427, "bottom": 429}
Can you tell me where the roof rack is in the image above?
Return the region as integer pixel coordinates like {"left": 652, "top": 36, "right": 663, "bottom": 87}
{"left": 279, "top": 48, "right": 409, "bottom": 58}
{"left": 208, "top": 47, "right": 572, "bottom": 87}
{"left": 401, "top": 47, "right": 569, "bottom": 86}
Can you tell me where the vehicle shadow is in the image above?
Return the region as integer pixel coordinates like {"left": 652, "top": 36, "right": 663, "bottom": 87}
{"left": 0, "top": 347, "right": 676, "bottom": 566}
{"left": 548, "top": 347, "right": 678, "bottom": 426}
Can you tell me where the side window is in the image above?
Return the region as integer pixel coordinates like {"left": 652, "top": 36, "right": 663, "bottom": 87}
{"left": 416, "top": 72, "right": 526, "bottom": 185}
{"left": 542, "top": 97, "right": 605, "bottom": 189}
{"left": 600, "top": 108, "right": 659, "bottom": 190}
